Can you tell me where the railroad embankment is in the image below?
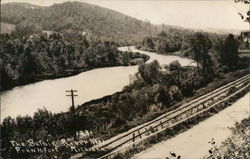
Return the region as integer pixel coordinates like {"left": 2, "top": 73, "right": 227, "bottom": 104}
{"left": 101, "top": 76, "right": 249, "bottom": 159}
{"left": 75, "top": 68, "right": 249, "bottom": 159}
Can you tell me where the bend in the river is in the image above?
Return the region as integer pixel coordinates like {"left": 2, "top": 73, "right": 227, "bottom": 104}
{"left": 1, "top": 46, "right": 195, "bottom": 121}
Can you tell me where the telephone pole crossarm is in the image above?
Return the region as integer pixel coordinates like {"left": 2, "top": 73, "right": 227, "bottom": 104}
{"left": 66, "top": 89, "right": 78, "bottom": 108}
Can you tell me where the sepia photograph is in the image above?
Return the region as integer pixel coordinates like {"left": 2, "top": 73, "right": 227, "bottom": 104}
{"left": 0, "top": 0, "right": 249, "bottom": 159}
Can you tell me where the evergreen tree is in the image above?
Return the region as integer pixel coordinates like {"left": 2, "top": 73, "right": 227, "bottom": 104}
{"left": 220, "top": 34, "right": 239, "bottom": 70}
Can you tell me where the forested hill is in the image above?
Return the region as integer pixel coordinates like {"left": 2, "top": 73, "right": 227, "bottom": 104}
{"left": 1, "top": 1, "right": 192, "bottom": 43}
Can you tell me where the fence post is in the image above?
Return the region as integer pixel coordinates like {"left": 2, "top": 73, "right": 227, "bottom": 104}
{"left": 150, "top": 126, "right": 153, "bottom": 133}
{"left": 160, "top": 121, "right": 164, "bottom": 129}
{"left": 133, "top": 133, "right": 135, "bottom": 142}
{"left": 145, "top": 127, "right": 149, "bottom": 136}
{"left": 138, "top": 130, "right": 142, "bottom": 139}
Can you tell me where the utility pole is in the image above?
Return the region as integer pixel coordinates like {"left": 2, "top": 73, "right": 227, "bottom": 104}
{"left": 66, "top": 89, "right": 78, "bottom": 109}
{"left": 66, "top": 89, "right": 78, "bottom": 139}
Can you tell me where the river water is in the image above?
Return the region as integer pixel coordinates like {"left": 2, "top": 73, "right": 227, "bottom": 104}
{"left": 1, "top": 46, "right": 195, "bottom": 121}
{"left": 132, "top": 93, "right": 250, "bottom": 159}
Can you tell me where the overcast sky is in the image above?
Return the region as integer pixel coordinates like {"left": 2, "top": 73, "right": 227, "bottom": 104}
{"left": 2, "top": 0, "right": 249, "bottom": 30}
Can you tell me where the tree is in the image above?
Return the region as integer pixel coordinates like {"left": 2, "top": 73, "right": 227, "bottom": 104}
{"left": 1, "top": 65, "right": 15, "bottom": 89}
{"left": 15, "top": 20, "right": 42, "bottom": 36}
{"left": 138, "top": 60, "right": 161, "bottom": 84}
{"left": 190, "top": 33, "right": 214, "bottom": 79}
{"left": 220, "top": 34, "right": 239, "bottom": 70}
{"left": 169, "top": 60, "right": 182, "bottom": 85}
{"left": 143, "top": 37, "right": 155, "bottom": 50}
{"left": 234, "top": 1, "right": 250, "bottom": 49}
{"left": 20, "top": 41, "right": 43, "bottom": 76}
{"left": 234, "top": 0, "right": 250, "bottom": 23}
{"left": 155, "top": 38, "right": 170, "bottom": 53}
{"left": 168, "top": 85, "right": 182, "bottom": 103}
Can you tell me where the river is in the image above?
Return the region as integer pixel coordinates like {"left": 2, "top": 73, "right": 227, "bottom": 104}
{"left": 0, "top": 46, "right": 195, "bottom": 121}
{"left": 132, "top": 93, "right": 250, "bottom": 159}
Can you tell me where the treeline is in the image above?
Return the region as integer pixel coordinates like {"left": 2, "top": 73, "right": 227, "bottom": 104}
{"left": 0, "top": 33, "right": 149, "bottom": 90}
{"left": 137, "top": 30, "right": 246, "bottom": 58}
{"left": 190, "top": 33, "right": 249, "bottom": 76}
{"left": 139, "top": 31, "right": 248, "bottom": 71}
{"left": 138, "top": 31, "right": 191, "bottom": 53}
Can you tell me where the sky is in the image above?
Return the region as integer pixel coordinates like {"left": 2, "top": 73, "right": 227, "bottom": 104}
{"left": 1, "top": 0, "right": 249, "bottom": 30}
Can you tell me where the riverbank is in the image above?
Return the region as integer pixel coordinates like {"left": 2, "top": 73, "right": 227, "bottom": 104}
{"left": 1, "top": 54, "right": 150, "bottom": 92}
{"left": 136, "top": 45, "right": 192, "bottom": 59}
{"left": 1, "top": 46, "right": 193, "bottom": 121}
{"left": 1, "top": 34, "right": 151, "bottom": 92}
{"left": 119, "top": 46, "right": 196, "bottom": 66}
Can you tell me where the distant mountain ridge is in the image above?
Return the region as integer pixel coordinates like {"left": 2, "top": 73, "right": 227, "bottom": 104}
{"left": 203, "top": 27, "right": 246, "bottom": 35}
{"left": 1, "top": 1, "right": 242, "bottom": 43}
{"left": 1, "top": 1, "right": 195, "bottom": 42}
{"left": 1, "top": 2, "right": 150, "bottom": 41}
{"left": 2, "top": 2, "right": 42, "bottom": 8}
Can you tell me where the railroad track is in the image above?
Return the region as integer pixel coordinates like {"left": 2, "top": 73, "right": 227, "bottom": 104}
{"left": 99, "top": 74, "right": 249, "bottom": 158}
{"left": 71, "top": 74, "right": 249, "bottom": 159}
